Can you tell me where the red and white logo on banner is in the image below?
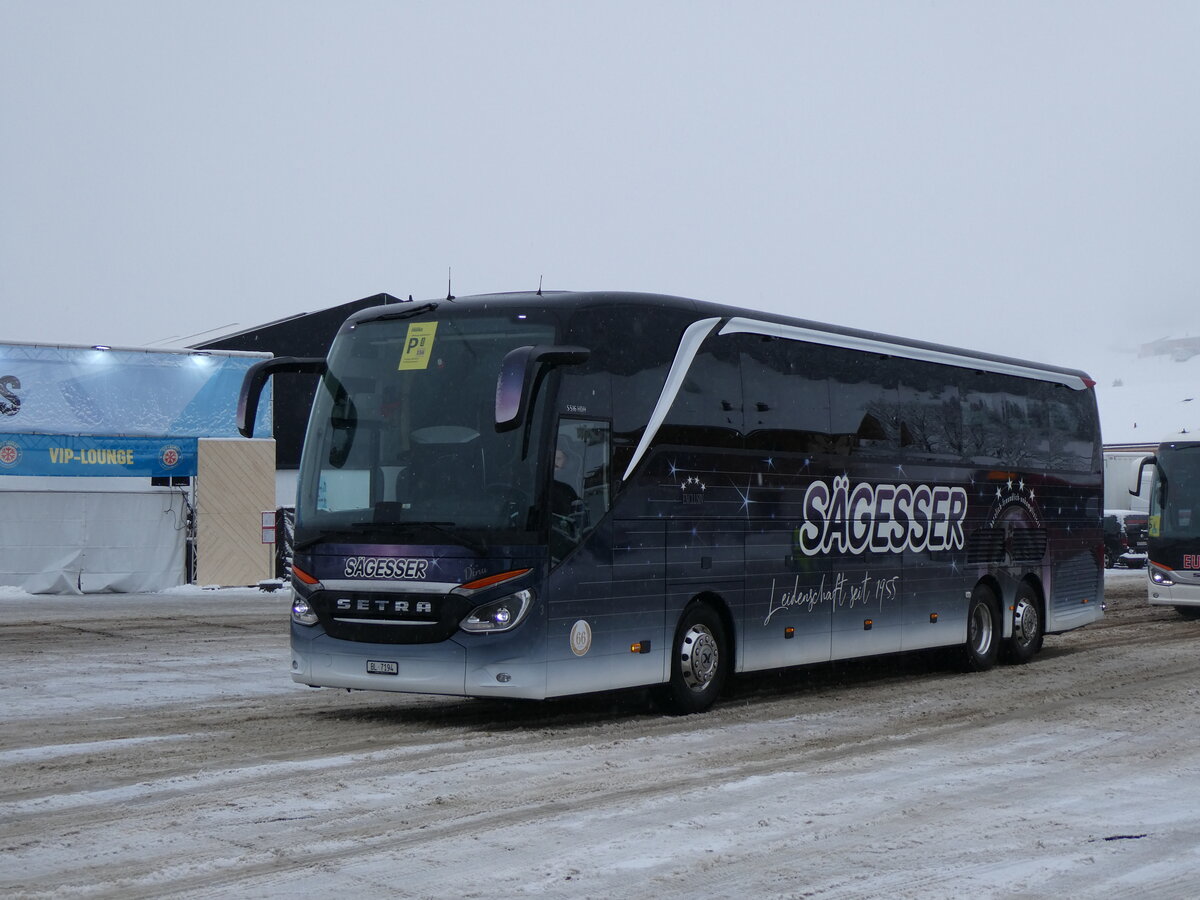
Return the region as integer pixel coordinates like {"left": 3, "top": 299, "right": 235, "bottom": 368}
{"left": 0, "top": 442, "right": 20, "bottom": 467}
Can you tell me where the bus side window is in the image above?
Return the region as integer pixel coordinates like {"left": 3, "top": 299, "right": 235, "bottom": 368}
{"left": 1045, "top": 384, "right": 1098, "bottom": 473}
{"left": 552, "top": 419, "right": 611, "bottom": 561}
{"left": 741, "top": 336, "right": 833, "bottom": 454}
{"left": 659, "top": 338, "right": 743, "bottom": 449}
{"left": 826, "top": 347, "right": 901, "bottom": 456}
{"left": 896, "top": 358, "right": 962, "bottom": 461}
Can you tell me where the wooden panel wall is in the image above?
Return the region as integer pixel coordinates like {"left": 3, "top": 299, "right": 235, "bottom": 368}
{"left": 196, "top": 439, "right": 276, "bottom": 586}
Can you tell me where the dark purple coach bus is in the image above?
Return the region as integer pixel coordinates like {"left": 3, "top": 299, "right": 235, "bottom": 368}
{"left": 239, "top": 290, "right": 1104, "bottom": 713}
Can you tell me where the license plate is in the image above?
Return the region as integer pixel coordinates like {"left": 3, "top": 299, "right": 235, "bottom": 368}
{"left": 366, "top": 660, "right": 398, "bottom": 675}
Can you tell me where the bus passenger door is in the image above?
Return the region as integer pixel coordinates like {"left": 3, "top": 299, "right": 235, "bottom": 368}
{"left": 546, "top": 419, "right": 665, "bottom": 695}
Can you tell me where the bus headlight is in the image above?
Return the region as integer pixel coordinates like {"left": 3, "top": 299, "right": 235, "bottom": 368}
{"left": 460, "top": 589, "right": 535, "bottom": 633}
{"left": 1149, "top": 564, "right": 1175, "bottom": 587}
{"left": 292, "top": 595, "right": 319, "bottom": 626}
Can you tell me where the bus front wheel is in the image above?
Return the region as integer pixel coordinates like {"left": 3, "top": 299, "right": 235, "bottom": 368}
{"left": 960, "top": 586, "right": 999, "bottom": 672}
{"left": 655, "top": 603, "right": 729, "bottom": 715}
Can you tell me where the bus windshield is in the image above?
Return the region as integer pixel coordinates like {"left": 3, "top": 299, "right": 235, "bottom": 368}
{"left": 1151, "top": 443, "right": 1200, "bottom": 541}
{"left": 295, "top": 310, "right": 558, "bottom": 546}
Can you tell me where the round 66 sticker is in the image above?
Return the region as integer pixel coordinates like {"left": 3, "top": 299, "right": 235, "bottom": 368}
{"left": 160, "top": 444, "right": 182, "bottom": 469}
{"left": 0, "top": 441, "right": 20, "bottom": 468}
{"left": 570, "top": 619, "right": 592, "bottom": 657}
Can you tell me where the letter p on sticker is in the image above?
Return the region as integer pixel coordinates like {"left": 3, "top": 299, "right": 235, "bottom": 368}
{"left": 399, "top": 322, "right": 439, "bottom": 370}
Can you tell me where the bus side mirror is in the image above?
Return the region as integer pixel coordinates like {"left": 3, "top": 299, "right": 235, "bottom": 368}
{"left": 495, "top": 345, "right": 590, "bottom": 433}
{"left": 1129, "top": 455, "right": 1156, "bottom": 497}
{"left": 238, "top": 356, "right": 327, "bottom": 438}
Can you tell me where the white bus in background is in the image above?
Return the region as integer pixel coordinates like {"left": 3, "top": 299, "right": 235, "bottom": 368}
{"left": 1132, "top": 441, "right": 1200, "bottom": 619}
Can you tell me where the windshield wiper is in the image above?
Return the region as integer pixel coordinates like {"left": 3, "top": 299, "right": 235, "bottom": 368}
{"left": 349, "top": 519, "right": 487, "bottom": 555}
{"left": 371, "top": 301, "right": 439, "bottom": 322}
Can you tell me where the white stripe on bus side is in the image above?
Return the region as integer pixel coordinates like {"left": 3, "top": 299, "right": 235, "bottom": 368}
{"left": 621, "top": 317, "right": 721, "bottom": 481}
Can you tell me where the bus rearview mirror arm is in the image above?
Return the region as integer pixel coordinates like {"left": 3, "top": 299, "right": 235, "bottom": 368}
{"left": 238, "top": 356, "right": 327, "bottom": 438}
{"left": 494, "top": 345, "right": 590, "bottom": 437}
{"left": 1129, "top": 455, "right": 1156, "bottom": 497}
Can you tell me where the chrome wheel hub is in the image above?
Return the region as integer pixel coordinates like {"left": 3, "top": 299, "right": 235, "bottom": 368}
{"left": 1013, "top": 598, "right": 1039, "bottom": 645}
{"left": 680, "top": 624, "right": 719, "bottom": 692}
{"left": 969, "top": 603, "right": 993, "bottom": 655}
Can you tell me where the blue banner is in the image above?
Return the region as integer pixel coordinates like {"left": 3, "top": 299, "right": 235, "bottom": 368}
{"left": 0, "top": 434, "right": 199, "bottom": 477}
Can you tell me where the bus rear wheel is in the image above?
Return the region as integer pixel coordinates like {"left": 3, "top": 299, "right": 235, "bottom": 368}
{"left": 655, "top": 603, "right": 728, "bottom": 715}
{"left": 1004, "top": 583, "right": 1044, "bottom": 663}
{"left": 959, "top": 586, "right": 999, "bottom": 672}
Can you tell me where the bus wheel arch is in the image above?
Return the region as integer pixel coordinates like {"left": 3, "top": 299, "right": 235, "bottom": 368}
{"left": 694, "top": 590, "right": 736, "bottom": 672}
{"left": 959, "top": 581, "right": 1001, "bottom": 672}
{"left": 655, "top": 595, "right": 732, "bottom": 715}
{"left": 1004, "top": 578, "right": 1045, "bottom": 664}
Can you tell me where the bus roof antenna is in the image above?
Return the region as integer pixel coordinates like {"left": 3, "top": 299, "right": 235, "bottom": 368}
{"left": 446, "top": 267, "right": 455, "bottom": 301}
{"left": 537, "top": 275, "right": 543, "bottom": 296}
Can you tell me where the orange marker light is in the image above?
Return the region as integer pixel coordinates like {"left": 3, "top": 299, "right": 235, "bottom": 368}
{"left": 291, "top": 564, "right": 319, "bottom": 585}
{"left": 458, "top": 568, "right": 532, "bottom": 592}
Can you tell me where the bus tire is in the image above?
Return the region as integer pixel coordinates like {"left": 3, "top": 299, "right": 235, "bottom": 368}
{"left": 959, "top": 585, "right": 999, "bottom": 672}
{"left": 1004, "top": 583, "right": 1044, "bottom": 664}
{"left": 655, "top": 603, "right": 728, "bottom": 715}
{"left": 1174, "top": 606, "right": 1200, "bottom": 621}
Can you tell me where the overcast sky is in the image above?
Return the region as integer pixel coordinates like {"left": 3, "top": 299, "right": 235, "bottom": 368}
{"left": 2, "top": 1, "right": 1196, "bottom": 381}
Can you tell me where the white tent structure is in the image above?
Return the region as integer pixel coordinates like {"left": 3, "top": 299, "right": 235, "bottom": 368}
{"left": 0, "top": 342, "right": 271, "bottom": 593}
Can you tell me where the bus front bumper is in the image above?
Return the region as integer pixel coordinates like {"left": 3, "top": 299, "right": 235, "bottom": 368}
{"left": 1147, "top": 563, "right": 1200, "bottom": 607}
{"left": 290, "top": 623, "right": 549, "bottom": 699}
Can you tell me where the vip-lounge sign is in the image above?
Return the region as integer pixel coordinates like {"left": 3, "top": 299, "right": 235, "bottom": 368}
{"left": 0, "top": 433, "right": 198, "bottom": 477}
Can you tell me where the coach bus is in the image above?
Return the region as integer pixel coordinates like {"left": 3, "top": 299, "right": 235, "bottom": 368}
{"left": 238, "top": 291, "right": 1104, "bottom": 713}
{"left": 1131, "top": 441, "right": 1200, "bottom": 618}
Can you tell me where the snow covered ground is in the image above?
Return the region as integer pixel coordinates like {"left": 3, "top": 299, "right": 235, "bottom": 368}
{"left": 3, "top": 571, "right": 1200, "bottom": 899}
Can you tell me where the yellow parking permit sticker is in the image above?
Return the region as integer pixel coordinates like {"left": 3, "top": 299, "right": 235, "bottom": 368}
{"left": 398, "top": 322, "right": 438, "bottom": 370}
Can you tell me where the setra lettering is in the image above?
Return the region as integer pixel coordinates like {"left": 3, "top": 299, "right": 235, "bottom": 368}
{"left": 336, "top": 598, "right": 434, "bottom": 614}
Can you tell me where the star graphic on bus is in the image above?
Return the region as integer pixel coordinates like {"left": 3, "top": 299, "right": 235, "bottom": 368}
{"left": 681, "top": 477, "right": 706, "bottom": 504}
{"left": 986, "top": 475, "right": 1044, "bottom": 529}
{"left": 734, "top": 479, "right": 753, "bottom": 514}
